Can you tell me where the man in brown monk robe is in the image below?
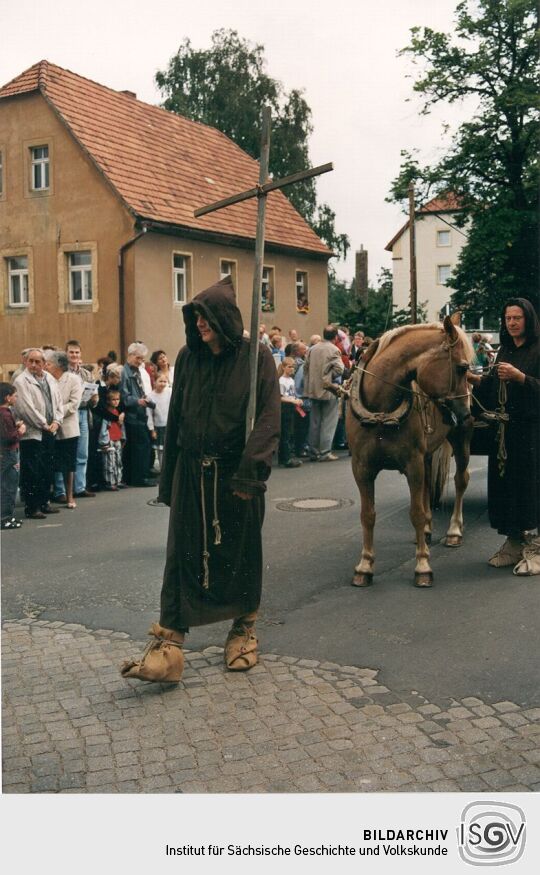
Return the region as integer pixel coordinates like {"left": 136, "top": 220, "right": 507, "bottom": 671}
{"left": 121, "top": 276, "right": 281, "bottom": 682}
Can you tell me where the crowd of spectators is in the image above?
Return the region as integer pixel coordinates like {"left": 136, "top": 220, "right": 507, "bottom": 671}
{"left": 258, "top": 322, "right": 372, "bottom": 467}
{"left": 0, "top": 340, "right": 174, "bottom": 529}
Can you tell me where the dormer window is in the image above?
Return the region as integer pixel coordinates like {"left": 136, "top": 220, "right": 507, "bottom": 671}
{"left": 31, "top": 145, "right": 49, "bottom": 190}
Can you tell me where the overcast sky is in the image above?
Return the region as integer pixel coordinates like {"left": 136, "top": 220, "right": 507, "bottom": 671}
{"left": 2, "top": 0, "right": 467, "bottom": 283}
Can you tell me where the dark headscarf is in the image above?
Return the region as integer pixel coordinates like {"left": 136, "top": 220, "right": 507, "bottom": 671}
{"left": 182, "top": 276, "right": 243, "bottom": 352}
{"left": 499, "top": 297, "right": 540, "bottom": 349}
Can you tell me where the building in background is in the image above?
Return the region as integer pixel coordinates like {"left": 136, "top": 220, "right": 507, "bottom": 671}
{"left": 385, "top": 194, "right": 467, "bottom": 323}
{"left": 0, "top": 61, "right": 330, "bottom": 378}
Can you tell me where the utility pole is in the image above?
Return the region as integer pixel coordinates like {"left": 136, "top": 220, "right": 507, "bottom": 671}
{"left": 408, "top": 181, "right": 417, "bottom": 324}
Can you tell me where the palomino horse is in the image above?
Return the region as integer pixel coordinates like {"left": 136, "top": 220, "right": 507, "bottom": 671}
{"left": 346, "top": 316, "right": 473, "bottom": 588}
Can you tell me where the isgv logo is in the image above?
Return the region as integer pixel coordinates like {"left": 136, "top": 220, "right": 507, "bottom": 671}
{"left": 458, "top": 801, "right": 526, "bottom": 866}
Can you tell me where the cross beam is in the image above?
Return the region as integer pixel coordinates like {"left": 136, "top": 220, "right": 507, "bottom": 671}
{"left": 194, "top": 106, "right": 333, "bottom": 439}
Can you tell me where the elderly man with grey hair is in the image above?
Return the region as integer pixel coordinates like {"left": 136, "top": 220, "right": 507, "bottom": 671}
{"left": 44, "top": 350, "right": 83, "bottom": 508}
{"left": 120, "top": 342, "right": 157, "bottom": 487}
{"left": 13, "top": 348, "right": 64, "bottom": 518}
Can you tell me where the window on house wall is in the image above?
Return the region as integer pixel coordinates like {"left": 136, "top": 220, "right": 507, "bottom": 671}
{"left": 69, "top": 251, "right": 93, "bottom": 303}
{"left": 8, "top": 256, "right": 29, "bottom": 307}
{"left": 437, "top": 264, "right": 452, "bottom": 285}
{"left": 261, "top": 266, "right": 274, "bottom": 312}
{"left": 437, "top": 230, "right": 451, "bottom": 246}
{"left": 296, "top": 271, "right": 309, "bottom": 313}
{"left": 31, "top": 145, "right": 49, "bottom": 191}
{"left": 173, "top": 253, "right": 190, "bottom": 304}
{"left": 220, "top": 259, "right": 237, "bottom": 288}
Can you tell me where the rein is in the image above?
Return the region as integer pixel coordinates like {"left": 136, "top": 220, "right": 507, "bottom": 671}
{"left": 471, "top": 376, "right": 509, "bottom": 477}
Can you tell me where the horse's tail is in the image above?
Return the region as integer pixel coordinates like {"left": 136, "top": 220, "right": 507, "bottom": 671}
{"left": 431, "top": 440, "right": 452, "bottom": 509}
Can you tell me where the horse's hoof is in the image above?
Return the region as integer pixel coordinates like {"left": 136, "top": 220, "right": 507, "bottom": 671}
{"left": 425, "top": 532, "right": 432, "bottom": 546}
{"left": 445, "top": 535, "right": 462, "bottom": 548}
{"left": 352, "top": 572, "right": 373, "bottom": 587}
{"left": 414, "top": 572, "right": 433, "bottom": 588}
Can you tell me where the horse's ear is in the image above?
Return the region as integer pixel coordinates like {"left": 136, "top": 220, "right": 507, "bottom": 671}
{"left": 443, "top": 314, "right": 459, "bottom": 342}
{"left": 450, "top": 311, "right": 462, "bottom": 326}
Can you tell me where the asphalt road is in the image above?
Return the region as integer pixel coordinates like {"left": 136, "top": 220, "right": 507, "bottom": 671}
{"left": 2, "top": 453, "right": 538, "bottom": 707}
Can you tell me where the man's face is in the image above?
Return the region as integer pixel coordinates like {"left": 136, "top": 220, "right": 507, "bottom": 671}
{"left": 297, "top": 342, "right": 307, "bottom": 358}
{"left": 196, "top": 313, "right": 220, "bottom": 348}
{"left": 504, "top": 306, "right": 526, "bottom": 341}
{"left": 289, "top": 329, "right": 298, "bottom": 342}
{"left": 128, "top": 353, "right": 145, "bottom": 368}
{"left": 67, "top": 345, "right": 81, "bottom": 368}
{"left": 27, "top": 351, "right": 44, "bottom": 377}
{"left": 259, "top": 324, "right": 266, "bottom": 337}
{"left": 354, "top": 332, "right": 364, "bottom": 346}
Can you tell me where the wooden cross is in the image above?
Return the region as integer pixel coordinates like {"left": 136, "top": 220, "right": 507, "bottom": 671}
{"left": 194, "top": 106, "right": 333, "bottom": 438}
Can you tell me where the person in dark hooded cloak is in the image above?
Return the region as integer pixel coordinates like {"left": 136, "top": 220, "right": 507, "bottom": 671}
{"left": 469, "top": 297, "right": 540, "bottom": 574}
{"left": 121, "top": 276, "right": 281, "bottom": 682}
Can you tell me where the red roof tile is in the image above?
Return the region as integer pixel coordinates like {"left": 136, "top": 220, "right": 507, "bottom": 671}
{"left": 0, "top": 61, "right": 330, "bottom": 256}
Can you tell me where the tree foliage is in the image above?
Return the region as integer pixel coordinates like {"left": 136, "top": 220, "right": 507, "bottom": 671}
{"left": 388, "top": 0, "right": 539, "bottom": 315}
{"left": 156, "top": 29, "right": 349, "bottom": 259}
{"left": 329, "top": 268, "right": 426, "bottom": 336}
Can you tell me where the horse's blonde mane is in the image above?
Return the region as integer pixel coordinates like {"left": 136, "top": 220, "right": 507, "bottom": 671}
{"left": 372, "top": 322, "right": 473, "bottom": 362}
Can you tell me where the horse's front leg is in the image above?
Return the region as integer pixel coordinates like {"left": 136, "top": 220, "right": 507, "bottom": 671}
{"left": 405, "top": 455, "right": 433, "bottom": 587}
{"left": 352, "top": 472, "right": 376, "bottom": 587}
{"left": 445, "top": 430, "right": 471, "bottom": 547}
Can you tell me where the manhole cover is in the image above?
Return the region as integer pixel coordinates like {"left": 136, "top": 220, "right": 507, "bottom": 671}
{"left": 275, "top": 497, "right": 354, "bottom": 513}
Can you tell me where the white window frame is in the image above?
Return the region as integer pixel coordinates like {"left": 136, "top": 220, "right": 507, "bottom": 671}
{"left": 220, "top": 260, "right": 234, "bottom": 280}
{"left": 31, "top": 145, "right": 50, "bottom": 191}
{"left": 68, "top": 251, "right": 93, "bottom": 303}
{"left": 7, "top": 256, "right": 29, "bottom": 308}
{"left": 296, "top": 270, "right": 309, "bottom": 311}
{"left": 173, "top": 253, "right": 189, "bottom": 304}
{"left": 261, "top": 265, "right": 275, "bottom": 311}
{"left": 437, "top": 264, "right": 452, "bottom": 285}
{"left": 436, "top": 230, "right": 451, "bottom": 247}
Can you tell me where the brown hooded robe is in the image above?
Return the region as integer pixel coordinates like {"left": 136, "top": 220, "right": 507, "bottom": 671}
{"left": 158, "top": 277, "right": 281, "bottom": 631}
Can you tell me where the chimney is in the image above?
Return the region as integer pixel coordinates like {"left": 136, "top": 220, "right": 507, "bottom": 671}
{"left": 121, "top": 90, "right": 136, "bottom": 98}
{"left": 355, "top": 246, "right": 368, "bottom": 305}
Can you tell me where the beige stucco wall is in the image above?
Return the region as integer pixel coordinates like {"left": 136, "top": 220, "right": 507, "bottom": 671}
{"left": 132, "top": 233, "right": 329, "bottom": 359}
{"left": 390, "top": 213, "right": 467, "bottom": 322}
{"left": 0, "top": 92, "right": 134, "bottom": 377}
{"left": 0, "top": 91, "right": 329, "bottom": 378}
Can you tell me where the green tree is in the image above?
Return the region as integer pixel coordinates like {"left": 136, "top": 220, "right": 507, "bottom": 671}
{"left": 156, "top": 29, "right": 349, "bottom": 259}
{"left": 328, "top": 268, "right": 426, "bottom": 336}
{"left": 388, "top": 0, "right": 539, "bottom": 315}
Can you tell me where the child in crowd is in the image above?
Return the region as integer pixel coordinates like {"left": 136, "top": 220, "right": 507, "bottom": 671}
{"left": 270, "top": 334, "right": 285, "bottom": 368}
{"left": 98, "top": 388, "right": 126, "bottom": 491}
{"left": 146, "top": 374, "right": 172, "bottom": 472}
{"left": 277, "top": 358, "right": 303, "bottom": 468}
{"left": 0, "top": 382, "right": 26, "bottom": 529}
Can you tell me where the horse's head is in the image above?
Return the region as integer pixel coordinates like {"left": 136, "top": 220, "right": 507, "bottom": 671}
{"left": 415, "top": 316, "right": 472, "bottom": 426}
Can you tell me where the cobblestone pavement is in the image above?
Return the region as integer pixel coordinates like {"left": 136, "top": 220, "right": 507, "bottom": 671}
{"left": 2, "top": 618, "right": 540, "bottom": 794}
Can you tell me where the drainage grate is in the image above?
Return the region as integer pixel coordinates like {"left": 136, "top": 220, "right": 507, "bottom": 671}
{"left": 275, "top": 497, "right": 354, "bottom": 513}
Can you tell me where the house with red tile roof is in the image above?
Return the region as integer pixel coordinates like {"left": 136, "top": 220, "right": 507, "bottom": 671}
{"left": 0, "top": 61, "right": 331, "bottom": 375}
{"left": 385, "top": 194, "right": 468, "bottom": 322}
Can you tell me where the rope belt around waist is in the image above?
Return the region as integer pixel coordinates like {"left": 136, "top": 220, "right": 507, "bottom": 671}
{"left": 200, "top": 456, "right": 222, "bottom": 590}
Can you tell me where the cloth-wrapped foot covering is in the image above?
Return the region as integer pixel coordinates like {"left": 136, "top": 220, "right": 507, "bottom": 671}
{"left": 120, "top": 623, "right": 184, "bottom": 682}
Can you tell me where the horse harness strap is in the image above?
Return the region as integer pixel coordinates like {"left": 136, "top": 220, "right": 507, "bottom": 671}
{"left": 349, "top": 364, "right": 414, "bottom": 428}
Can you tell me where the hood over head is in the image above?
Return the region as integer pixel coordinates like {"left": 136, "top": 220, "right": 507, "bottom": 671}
{"left": 183, "top": 276, "right": 244, "bottom": 352}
